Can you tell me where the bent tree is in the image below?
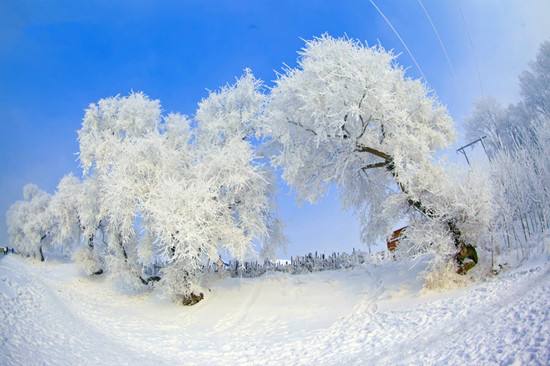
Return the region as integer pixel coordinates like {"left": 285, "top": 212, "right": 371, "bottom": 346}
{"left": 255, "top": 36, "right": 491, "bottom": 264}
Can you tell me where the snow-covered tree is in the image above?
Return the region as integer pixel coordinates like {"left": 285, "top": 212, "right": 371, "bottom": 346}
{"left": 49, "top": 174, "right": 105, "bottom": 274}
{"left": 6, "top": 184, "right": 54, "bottom": 261}
{"left": 195, "top": 71, "right": 284, "bottom": 261}
{"left": 49, "top": 174, "right": 82, "bottom": 248}
{"left": 466, "top": 98, "right": 538, "bottom": 158}
{"left": 491, "top": 119, "right": 550, "bottom": 234}
{"left": 78, "top": 92, "right": 161, "bottom": 176}
{"left": 196, "top": 69, "right": 264, "bottom": 144}
{"left": 519, "top": 41, "right": 550, "bottom": 119}
{"left": 466, "top": 40, "right": 550, "bottom": 262}
{"left": 74, "top": 89, "right": 283, "bottom": 303}
{"left": 254, "top": 35, "right": 485, "bottom": 265}
{"left": 77, "top": 92, "right": 164, "bottom": 283}
{"left": 142, "top": 75, "right": 284, "bottom": 302}
{"left": 467, "top": 41, "right": 550, "bottom": 158}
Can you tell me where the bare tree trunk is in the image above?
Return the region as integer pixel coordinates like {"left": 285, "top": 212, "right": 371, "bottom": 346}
{"left": 39, "top": 233, "right": 47, "bottom": 262}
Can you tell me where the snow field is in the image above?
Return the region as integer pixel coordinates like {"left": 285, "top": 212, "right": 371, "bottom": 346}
{"left": 0, "top": 255, "right": 548, "bottom": 365}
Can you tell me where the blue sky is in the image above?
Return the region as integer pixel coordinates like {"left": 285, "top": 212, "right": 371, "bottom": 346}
{"left": 1, "top": 0, "right": 549, "bottom": 256}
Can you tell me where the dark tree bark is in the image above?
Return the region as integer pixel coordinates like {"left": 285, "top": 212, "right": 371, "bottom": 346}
{"left": 87, "top": 233, "right": 94, "bottom": 249}
{"left": 359, "top": 146, "right": 468, "bottom": 251}
{"left": 116, "top": 234, "right": 128, "bottom": 260}
{"left": 39, "top": 233, "right": 47, "bottom": 262}
{"left": 288, "top": 118, "right": 471, "bottom": 261}
{"left": 38, "top": 246, "right": 44, "bottom": 262}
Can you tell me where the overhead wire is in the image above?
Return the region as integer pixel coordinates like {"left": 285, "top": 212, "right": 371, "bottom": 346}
{"left": 416, "top": 0, "right": 456, "bottom": 79}
{"left": 368, "top": 0, "right": 428, "bottom": 83}
{"left": 457, "top": 3, "right": 485, "bottom": 96}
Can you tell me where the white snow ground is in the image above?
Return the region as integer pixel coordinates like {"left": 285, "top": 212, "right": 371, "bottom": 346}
{"left": 0, "top": 254, "right": 548, "bottom": 366}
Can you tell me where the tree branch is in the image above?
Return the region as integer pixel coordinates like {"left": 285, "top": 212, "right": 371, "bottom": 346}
{"left": 361, "top": 162, "right": 388, "bottom": 171}
{"left": 357, "top": 115, "right": 370, "bottom": 140}
{"left": 358, "top": 92, "right": 367, "bottom": 109}
{"left": 287, "top": 119, "right": 317, "bottom": 136}
{"left": 355, "top": 145, "right": 391, "bottom": 161}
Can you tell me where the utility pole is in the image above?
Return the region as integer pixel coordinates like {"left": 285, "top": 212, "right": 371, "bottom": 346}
{"left": 456, "top": 136, "right": 489, "bottom": 166}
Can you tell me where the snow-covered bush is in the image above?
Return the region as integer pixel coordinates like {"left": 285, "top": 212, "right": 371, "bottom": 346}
{"left": 72, "top": 246, "right": 103, "bottom": 276}
{"left": 105, "top": 254, "right": 149, "bottom": 294}
{"left": 423, "top": 260, "right": 471, "bottom": 290}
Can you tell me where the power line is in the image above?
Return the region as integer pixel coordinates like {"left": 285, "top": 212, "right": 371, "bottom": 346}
{"left": 368, "top": 0, "right": 428, "bottom": 83}
{"left": 457, "top": 3, "right": 485, "bottom": 96}
{"left": 416, "top": 0, "right": 456, "bottom": 78}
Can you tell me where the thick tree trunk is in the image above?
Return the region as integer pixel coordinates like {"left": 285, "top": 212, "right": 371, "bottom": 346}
{"left": 384, "top": 162, "right": 465, "bottom": 249}
{"left": 357, "top": 146, "right": 470, "bottom": 252}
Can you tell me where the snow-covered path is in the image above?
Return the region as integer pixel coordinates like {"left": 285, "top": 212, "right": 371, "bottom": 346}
{"left": 0, "top": 255, "right": 548, "bottom": 365}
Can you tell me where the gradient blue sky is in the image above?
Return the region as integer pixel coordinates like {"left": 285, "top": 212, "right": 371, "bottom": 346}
{"left": 1, "top": 0, "right": 549, "bottom": 256}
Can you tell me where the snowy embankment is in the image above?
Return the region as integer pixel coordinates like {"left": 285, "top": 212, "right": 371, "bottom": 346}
{"left": 1, "top": 255, "right": 548, "bottom": 366}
